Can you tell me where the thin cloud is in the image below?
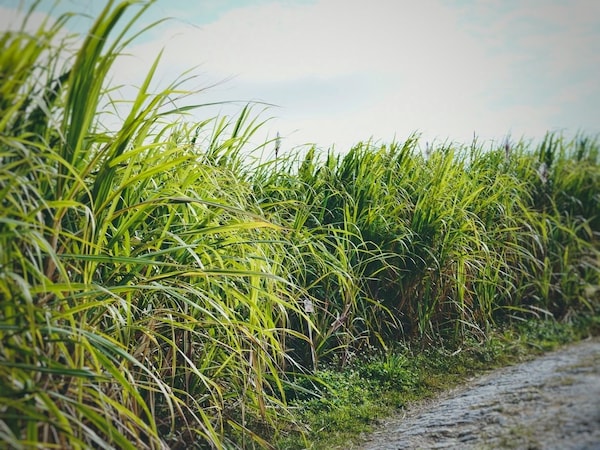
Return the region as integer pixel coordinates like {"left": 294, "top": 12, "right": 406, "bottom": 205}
{"left": 1, "top": 0, "right": 598, "bottom": 151}
{"left": 118, "top": 0, "right": 511, "bottom": 148}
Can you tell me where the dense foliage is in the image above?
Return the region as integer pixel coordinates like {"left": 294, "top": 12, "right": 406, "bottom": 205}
{"left": 1, "top": 1, "right": 598, "bottom": 448}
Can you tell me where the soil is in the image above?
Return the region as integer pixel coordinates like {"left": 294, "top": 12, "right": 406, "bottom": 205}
{"left": 358, "top": 337, "right": 600, "bottom": 450}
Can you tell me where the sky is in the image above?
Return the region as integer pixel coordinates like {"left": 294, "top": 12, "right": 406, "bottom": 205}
{"left": 2, "top": 0, "right": 599, "bottom": 154}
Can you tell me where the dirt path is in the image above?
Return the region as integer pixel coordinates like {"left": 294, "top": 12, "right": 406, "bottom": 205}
{"left": 359, "top": 337, "right": 600, "bottom": 450}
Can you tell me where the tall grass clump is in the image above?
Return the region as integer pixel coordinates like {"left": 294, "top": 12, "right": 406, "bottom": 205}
{"left": 0, "top": 2, "right": 305, "bottom": 448}
{"left": 251, "top": 134, "right": 598, "bottom": 358}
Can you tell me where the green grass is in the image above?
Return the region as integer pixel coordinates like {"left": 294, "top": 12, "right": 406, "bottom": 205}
{"left": 0, "top": 1, "right": 599, "bottom": 449}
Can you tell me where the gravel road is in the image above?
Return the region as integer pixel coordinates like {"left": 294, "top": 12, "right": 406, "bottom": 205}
{"left": 359, "top": 337, "right": 600, "bottom": 450}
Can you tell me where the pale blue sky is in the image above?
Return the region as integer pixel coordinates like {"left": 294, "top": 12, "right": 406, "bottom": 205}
{"left": 2, "top": 0, "right": 599, "bottom": 153}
